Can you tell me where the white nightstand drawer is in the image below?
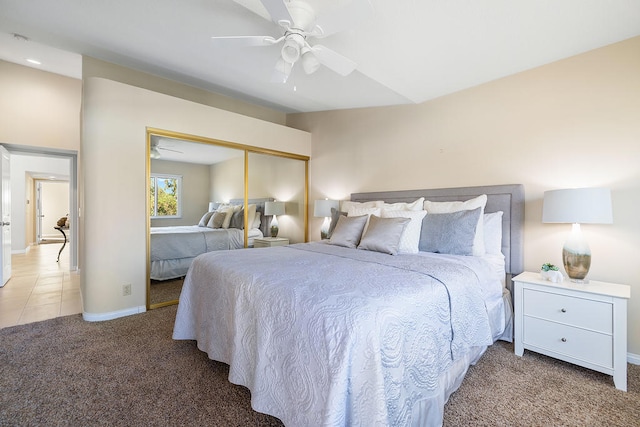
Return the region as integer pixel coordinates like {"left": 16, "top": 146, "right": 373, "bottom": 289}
{"left": 523, "top": 289, "right": 612, "bottom": 334}
{"left": 524, "top": 316, "right": 613, "bottom": 368}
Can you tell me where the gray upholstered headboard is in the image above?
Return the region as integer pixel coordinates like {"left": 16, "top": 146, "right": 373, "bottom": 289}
{"left": 229, "top": 197, "right": 275, "bottom": 237}
{"left": 350, "top": 184, "right": 524, "bottom": 275}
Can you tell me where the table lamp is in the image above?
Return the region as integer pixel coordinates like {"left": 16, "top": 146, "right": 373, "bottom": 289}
{"left": 314, "top": 199, "right": 339, "bottom": 239}
{"left": 542, "top": 188, "right": 612, "bottom": 282}
{"left": 264, "top": 201, "right": 285, "bottom": 237}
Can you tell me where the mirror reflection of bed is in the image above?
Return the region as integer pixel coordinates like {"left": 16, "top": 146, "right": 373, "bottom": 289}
{"left": 147, "top": 130, "right": 309, "bottom": 309}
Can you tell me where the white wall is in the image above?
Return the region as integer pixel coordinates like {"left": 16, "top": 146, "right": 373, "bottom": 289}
{"left": 81, "top": 77, "right": 311, "bottom": 320}
{"left": 9, "top": 153, "right": 70, "bottom": 252}
{"left": 40, "top": 181, "right": 70, "bottom": 239}
{"left": 288, "top": 36, "right": 640, "bottom": 356}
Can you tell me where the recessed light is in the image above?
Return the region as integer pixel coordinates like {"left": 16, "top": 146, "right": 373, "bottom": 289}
{"left": 26, "top": 58, "right": 41, "bottom": 65}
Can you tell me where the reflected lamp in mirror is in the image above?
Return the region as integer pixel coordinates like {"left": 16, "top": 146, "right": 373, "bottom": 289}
{"left": 264, "top": 201, "right": 285, "bottom": 237}
{"left": 542, "top": 188, "right": 613, "bottom": 282}
{"left": 314, "top": 199, "right": 339, "bottom": 240}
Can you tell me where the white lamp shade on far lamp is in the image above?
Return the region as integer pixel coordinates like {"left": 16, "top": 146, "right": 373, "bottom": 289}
{"left": 314, "top": 199, "right": 339, "bottom": 239}
{"left": 264, "top": 201, "right": 285, "bottom": 237}
{"left": 542, "top": 188, "right": 613, "bottom": 281}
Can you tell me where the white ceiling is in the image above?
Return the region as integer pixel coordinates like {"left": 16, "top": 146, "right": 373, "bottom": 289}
{"left": 0, "top": 0, "right": 639, "bottom": 113}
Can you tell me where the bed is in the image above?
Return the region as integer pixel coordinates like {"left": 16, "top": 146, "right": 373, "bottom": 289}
{"left": 173, "top": 184, "right": 524, "bottom": 426}
{"left": 150, "top": 198, "right": 272, "bottom": 280}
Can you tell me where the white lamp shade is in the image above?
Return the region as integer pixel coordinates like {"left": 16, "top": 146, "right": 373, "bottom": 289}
{"left": 542, "top": 188, "right": 612, "bottom": 224}
{"left": 264, "top": 201, "right": 285, "bottom": 216}
{"left": 314, "top": 199, "right": 339, "bottom": 217}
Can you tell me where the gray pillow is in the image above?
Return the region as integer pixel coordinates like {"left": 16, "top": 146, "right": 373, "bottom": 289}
{"left": 328, "top": 215, "right": 368, "bottom": 248}
{"left": 357, "top": 215, "right": 410, "bottom": 255}
{"left": 198, "top": 211, "right": 215, "bottom": 227}
{"left": 230, "top": 208, "right": 244, "bottom": 229}
{"left": 419, "top": 207, "right": 481, "bottom": 255}
{"left": 207, "top": 211, "right": 226, "bottom": 229}
{"left": 327, "top": 207, "right": 347, "bottom": 239}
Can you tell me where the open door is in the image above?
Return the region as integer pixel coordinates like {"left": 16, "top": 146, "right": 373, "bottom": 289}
{"left": 0, "top": 146, "right": 11, "bottom": 286}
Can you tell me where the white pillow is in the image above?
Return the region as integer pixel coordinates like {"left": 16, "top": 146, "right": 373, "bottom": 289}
{"left": 341, "top": 200, "right": 383, "bottom": 212}
{"left": 423, "top": 194, "right": 487, "bottom": 256}
{"left": 382, "top": 197, "right": 424, "bottom": 212}
{"left": 246, "top": 204, "right": 257, "bottom": 230}
{"left": 483, "top": 211, "right": 503, "bottom": 256}
{"left": 381, "top": 209, "right": 427, "bottom": 253}
{"left": 252, "top": 211, "right": 261, "bottom": 229}
{"left": 347, "top": 206, "right": 381, "bottom": 235}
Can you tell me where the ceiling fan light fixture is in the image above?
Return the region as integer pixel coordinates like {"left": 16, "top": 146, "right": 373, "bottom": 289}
{"left": 301, "top": 48, "right": 320, "bottom": 74}
{"left": 281, "top": 39, "right": 300, "bottom": 63}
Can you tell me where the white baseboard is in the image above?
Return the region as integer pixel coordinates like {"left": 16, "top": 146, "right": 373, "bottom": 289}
{"left": 82, "top": 305, "right": 146, "bottom": 322}
{"left": 628, "top": 352, "right": 640, "bottom": 365}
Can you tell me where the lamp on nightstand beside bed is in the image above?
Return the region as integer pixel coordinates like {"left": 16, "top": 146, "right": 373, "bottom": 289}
{"left": 314, "top": 199, "right": 339, "bottom": 239}
{"left": 542, "top": 187, "right": 613, "bottom": 282}
{"left": 264, "top": 201, "right": 285, "bottom": 238}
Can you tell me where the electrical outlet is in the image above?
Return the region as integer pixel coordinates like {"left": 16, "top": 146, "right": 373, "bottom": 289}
{"left": 122, "top": 284, "right": 131, "bottom": 296}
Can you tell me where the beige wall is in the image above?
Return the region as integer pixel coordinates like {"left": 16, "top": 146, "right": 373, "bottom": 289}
{"left": 150, "top": 159, "right": 211, "bottom": 227}
{"left": 82, "top": 77, "right": 311, "bottom": 318}
{"left": 83, "top": 57, "right": 286, "bottom": 126}
{"left": 0, "top": 60, "right": 81, "bottom": 149}
{"left": 209, "top": 156, "right": 245, "bottom": 203}
{"left": 288, "top": 36, "right": 640, "bottom": 356}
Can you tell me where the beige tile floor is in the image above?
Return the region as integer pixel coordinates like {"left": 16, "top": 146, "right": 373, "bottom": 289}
{"left": 0, "top": 241, "right": 81, "bottom": 329}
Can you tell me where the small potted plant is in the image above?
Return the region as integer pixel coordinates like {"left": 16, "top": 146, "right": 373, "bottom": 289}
{"left": 540, "top": 263, "right": 563, "bottom": 283}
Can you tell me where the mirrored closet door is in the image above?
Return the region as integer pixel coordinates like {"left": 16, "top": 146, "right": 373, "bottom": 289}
{"left": 146, "top": 129, "right": 309, "bottom": 310}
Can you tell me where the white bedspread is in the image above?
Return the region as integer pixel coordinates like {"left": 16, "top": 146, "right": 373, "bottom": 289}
{"left": 150, "top": 226, "right": 246, "bottom": 261}
{"left": 173, "top": 242, "right": 502, "bottom": 427}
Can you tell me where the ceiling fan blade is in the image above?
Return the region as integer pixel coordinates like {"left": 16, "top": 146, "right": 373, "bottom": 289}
{"left": 159, "top": 147, "right": 183, "bottom": 154}
{"left": 259, "top": 0, "right": 293, "bottom": 25}
{"left": 314, "top": 0, "right": 374, "bottom": 38}
{"left": 211, "top": 35, "right": 279, "bottom": 47}
{"left": 311, "top": 45, "right": 357, "bottom": 76}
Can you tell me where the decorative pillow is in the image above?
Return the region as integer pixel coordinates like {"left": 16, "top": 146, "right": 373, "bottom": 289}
{"left": 483, "top": 211, "right": 504, "bottom": 255}
{"left": 220, "top": 206, "right": 236, "bottom": 229}
{"left": 206, "top": 211, "right": 226, "bottom": 229}
{"left": 229, "top": 208, "right": 245, "bottom": 229}
{"left": 328, "top": 215, "right": 368, "bottom": 249}
{"left": 423, "top": 194, "right": 487, "bottom": 256}
{"left": 419, "top": 208, "right": 482, "bottom": 255}
{"left": 340, "top": 200, "right": 383, "bottom": 212}
{"left": 198, "top": 211, "right": 215, "bottom": 227}
{"left": 357, "top": 215, "right": 410, "bottom": 255}
{"left": 381, "top": 209, "right": 427, "bottom": 253}
{"left": 328, "top": 208, "right": 347, "bottom": 239}
{"left": 382, "top": 197, "right": 424, "bottom": 212}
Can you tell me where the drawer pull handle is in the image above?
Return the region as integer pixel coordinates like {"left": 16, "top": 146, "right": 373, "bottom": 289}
{"left": 561, "top": 308, "right": 567, "bottom": 313}
{"left": 561, "top": 338, "right": 567, "bottom": 343}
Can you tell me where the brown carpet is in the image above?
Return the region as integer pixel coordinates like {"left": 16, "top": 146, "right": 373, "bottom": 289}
{"left": 150, "top": 278, "right": 183, "bottom": 305}
{"left": 1, "top": 306, "right": 638, "bottom": 426}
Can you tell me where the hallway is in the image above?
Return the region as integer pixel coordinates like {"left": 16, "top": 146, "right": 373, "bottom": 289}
{"left": 0, "top": 242, "right": 81, "bottom": 329}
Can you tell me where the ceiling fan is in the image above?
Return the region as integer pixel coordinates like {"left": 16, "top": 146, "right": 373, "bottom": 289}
{"left": 150, "top": 140, "right": 183, "bottom": 159}
{"left": 212, "top": 0, "right": 374, "bottom": 83}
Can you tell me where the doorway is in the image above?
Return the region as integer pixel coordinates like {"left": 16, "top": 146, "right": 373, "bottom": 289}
{"left": 36, "top": 180, "right": 70, "bottom": 244}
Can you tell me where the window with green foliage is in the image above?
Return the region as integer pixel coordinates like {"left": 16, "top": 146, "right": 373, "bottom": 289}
{"left": 150, "top": 174, "right": 182, "bottom": 219}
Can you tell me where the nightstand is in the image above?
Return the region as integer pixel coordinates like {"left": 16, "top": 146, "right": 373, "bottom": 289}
{"left": 513, "top": 271, "right": 630, "bottom": 391}
{"left": 253, "top": 237, "right": 289, "bottom": 248}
